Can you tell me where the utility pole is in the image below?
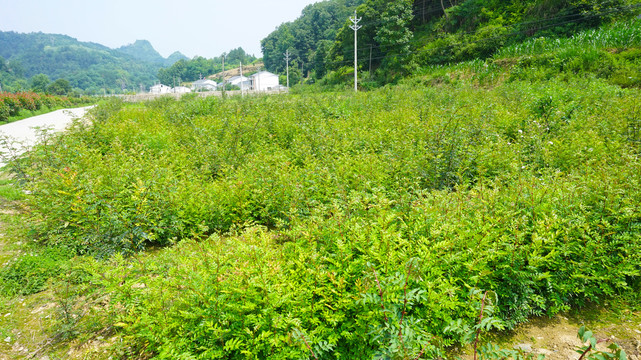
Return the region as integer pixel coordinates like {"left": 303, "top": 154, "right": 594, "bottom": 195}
{"left": 369, "top": 44, "right": 373, "bottom": 79}
{"left": 255, "top": 65, "right": 260, "bottom": 92}
{"left": 284, "top": 49, "right": 290, "bottom": 88}
{"left": 222, "top": 53, "right": 226, "bottom": 96}
{"left": 350, "top": 10, "right": 362, "bottom": 92}
{"left": 240, "top": 61, "right": 244, "bottom": 97}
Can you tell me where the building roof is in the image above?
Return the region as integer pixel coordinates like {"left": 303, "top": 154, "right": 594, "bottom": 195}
{"left": 228, "top": 75, "right": 249, "bottom": 82}
{"left": 193, "top": 79, "right": 217, "bottom": 86}
{"left": 251, "top": 71, "right": 278, "bottom": 78}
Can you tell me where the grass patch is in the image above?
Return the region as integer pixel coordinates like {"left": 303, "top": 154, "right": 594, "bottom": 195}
{"left": 0, "top": 178, "right": 25, "bottom": 202}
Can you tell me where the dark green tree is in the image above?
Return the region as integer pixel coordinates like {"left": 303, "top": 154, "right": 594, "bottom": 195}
{"left": 374, "top": 0, "right": 415, "bottom": 78}
{"left": 46, "top": 78, "right": 71, "bottom": 95}
{"left": 30, "top": 73, "right": 50, "bottom": 93}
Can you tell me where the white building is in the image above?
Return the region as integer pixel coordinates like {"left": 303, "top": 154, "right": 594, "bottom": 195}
{"left": 192, "top": 79, "right": 217, "bottom": 91}
{"left": 173, "top": 86, "right": 192, "bottom": 94}
{"left": 226, "top": 75, "right": 251, "bottom": 89}
{"left": 251, "top": 71, "right": 279, "bottom": 92}
{"left": 149, "top": 84, "right": 172, "bottom": 94}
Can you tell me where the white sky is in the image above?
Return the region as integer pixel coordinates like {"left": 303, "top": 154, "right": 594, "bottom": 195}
{"left": 0, "top": 0, "right": 320, "bottom": 59}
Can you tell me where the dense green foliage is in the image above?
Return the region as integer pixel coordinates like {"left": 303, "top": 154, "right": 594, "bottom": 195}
{"left": 262, "top": 0, "right": 641, "bottom": 85}
{"left": 0, "top": 31, "right": 183, "bottom": 94}
{"left": 2, "top": 8, "right": 641, "bottom": 359}
{"left": 410, "top": 18, "right": 641, "bottom": 89}
{"left": 0, "top": 247, "right": 71, "bottom": 296}
{"left": 7, "top": 62, "right": 641, "bottom": 357}
{"left": 261, "top": 0, "right": 366, "bottom": 79}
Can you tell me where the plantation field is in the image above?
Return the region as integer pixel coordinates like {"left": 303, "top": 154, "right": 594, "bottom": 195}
{"left": 1, "top": 18, "right": 641, "bottom": 358}
{"left": 0, "top": 68, "right": 639, "bottom": 359}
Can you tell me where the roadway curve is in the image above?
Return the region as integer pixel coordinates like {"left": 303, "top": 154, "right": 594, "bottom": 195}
{"left": 0, "top": 106, "right": 93, "bottom": 168}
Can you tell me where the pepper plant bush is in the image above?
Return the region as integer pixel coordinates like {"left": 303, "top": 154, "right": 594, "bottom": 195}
{"left": 10, "top": 75, "right": 641, "bottom": 358}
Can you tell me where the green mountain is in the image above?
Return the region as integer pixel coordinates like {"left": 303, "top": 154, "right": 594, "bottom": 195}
{"left": 116, "top": 40, "right": 165, "bottom": 64}
{"left": 116, "top": 40, "right": 187, "bottom": 66}
{"left": 166, "top": 51, "right": 189, "bottom": 66}
{"left": 0, "top": 31, "right": 181, "bottom": 94}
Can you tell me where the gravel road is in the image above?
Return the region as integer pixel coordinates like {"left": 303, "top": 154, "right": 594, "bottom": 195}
{"left": 0, "top": 106, "right": 93, "bottom": 168}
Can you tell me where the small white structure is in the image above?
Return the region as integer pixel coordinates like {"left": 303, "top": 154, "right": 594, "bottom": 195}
{"left": 226, "top": 75, "right": 250, "bottom": 89}
{"left": 150, "top": 84, "right": 172, "bottom": 94}
{"left": 251, "top": 71, "right": 279, "bottom": 92}
{"left": 192, "top": 79, "right": 217, "bottom": 91}
{"left": 272, "top": 85, "right": 289, "bottom": 92}
{"left": 173, "top": 86, "right": 192, "bottom": 94}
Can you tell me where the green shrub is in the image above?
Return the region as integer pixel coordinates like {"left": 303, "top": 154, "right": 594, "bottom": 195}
{"left": 0, "top": 246, "right": 72, "bottom": 296}
{"left": 10, "top": 71, "right": 641, "bottom": 358}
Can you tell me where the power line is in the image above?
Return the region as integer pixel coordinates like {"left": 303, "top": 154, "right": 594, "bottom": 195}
{"left": 293, "top": 4, "right": 641, "bottom": 71}
{"left": 354, "top": 3, "right": 640, "bottom": 54}
{"left": 364, "top": 5, "right": 641, "bottom": 64}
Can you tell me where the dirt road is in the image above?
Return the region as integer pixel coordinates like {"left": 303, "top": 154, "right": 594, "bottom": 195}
{"left": 0, "top": 106, "right": 93, "bottom": 167}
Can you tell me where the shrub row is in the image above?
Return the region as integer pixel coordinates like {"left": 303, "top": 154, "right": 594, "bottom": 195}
{"left": 0, "top": 91, "right": 93, "bottom": 122}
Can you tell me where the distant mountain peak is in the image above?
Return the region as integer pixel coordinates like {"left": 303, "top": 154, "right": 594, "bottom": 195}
{"left": 117, "top": 40, "right": 164, "bottom": 64}
{"left": 166, "top": 51, "right": 188, "bottom": 65}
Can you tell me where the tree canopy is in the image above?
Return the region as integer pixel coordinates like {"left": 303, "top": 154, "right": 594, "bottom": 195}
{"left": 261, "top": 0, "right": 367, "bottom": 79}
{"left": 262, "top": 0, "right": 641, "bottom": 84}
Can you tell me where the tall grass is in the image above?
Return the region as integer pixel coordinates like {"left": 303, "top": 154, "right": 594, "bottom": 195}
{"left": 496, "top": 18, "right": 641, "bottom": 58}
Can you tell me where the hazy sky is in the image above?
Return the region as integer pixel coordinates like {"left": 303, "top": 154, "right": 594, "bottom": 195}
{"left": 0, "top": 0, "right": 320, "bottom": 59}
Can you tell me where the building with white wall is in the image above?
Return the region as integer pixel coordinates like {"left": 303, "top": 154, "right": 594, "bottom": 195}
{"left": 192, "top": 79, "right": 217, "bottom": 91}
{"left": 226, "top": 75, "right": 251, "bottom": 89}
{"left": 149, "top": 84, "right": 172, "bottom": 94}
{"left": 173, "top": 86, "right": 192, "bottom": 94}
{"left": 251, "top": 71, "right": 279, "bottom": 92}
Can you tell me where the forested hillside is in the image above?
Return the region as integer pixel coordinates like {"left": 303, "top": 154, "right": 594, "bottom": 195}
{"left": 262, "top": 0, "right": 641, "bottom": 84}
{"left": 0, "top": 30, "right": 257, "bottom": 95}
{"left": 0, "top": 32, "right": 184, "bottom": 94}
{"left": 261, "top": 0, "right": 367, "bottom": 81}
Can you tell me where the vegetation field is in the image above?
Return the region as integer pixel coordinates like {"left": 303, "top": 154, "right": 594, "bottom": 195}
{"left": 1, "top": 10, "right": 641, "bottom": 359}
{"left": 0, "top": 67, "right": 639, "bottom": 359}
